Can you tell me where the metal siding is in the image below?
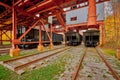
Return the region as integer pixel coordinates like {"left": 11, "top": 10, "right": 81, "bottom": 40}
{"left": 66, "top": 3, "right": 104, "bottom": 25}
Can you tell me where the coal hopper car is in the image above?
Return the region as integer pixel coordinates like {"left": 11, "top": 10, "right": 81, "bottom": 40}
{"left": 65, "top": 31, "right": 82, "bottom": 46}
{"left": 17, "top": 27, "right": 63, "bottom": 49}
{"left": 83, "top": 29, "right": 100, "bottom": 47}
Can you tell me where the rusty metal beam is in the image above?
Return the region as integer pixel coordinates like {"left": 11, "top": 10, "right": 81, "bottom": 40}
{"left": 39, "top": 25, "right": 42, "bottom": 45}
{"left": 2, "top": 31, "right": 11, "bottom": 40}
{"left": 56, "top": 12, "right": 66, "bottom": 30}
{"left": 14, "top": 0, "right": 22, "bottom": 6}
{"left": 40, "top": 20, "right": 52, "bottom": 41}
{"left": 0, "top": 2, "right": 11, "bottom": 9}
{"left": 67, "top": 20, "right": 103, "bottom": 28}
{"left": 12, "top": 2, "right": 17, "bottom": 48}
{"left": 18, "top": 19, "right": 40, "bottom": 41}
{"left": 0, "top": 30, "right": 2, "bottom": 45}
{"left": 16, "top": 8, "right": 34, "bottom": 17}
{"left": 26, "top": 0, "right": 53, "bottom": 12}
{"left": 50, "top": 24, "right": 52, "bottom": 44}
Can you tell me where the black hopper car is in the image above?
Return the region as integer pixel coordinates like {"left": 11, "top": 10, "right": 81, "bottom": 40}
{"left": 65, "top": 31, "right": 82, "bottom": 46}
{"left": 83, "top": 29, "right": 100, "bottom": 47}
{"left": 17, "top": 27, "right": 63, "bottom": 49}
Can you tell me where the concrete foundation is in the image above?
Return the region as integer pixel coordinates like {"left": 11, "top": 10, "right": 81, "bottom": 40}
{"left": 49, "top": 43, "right": 53, "bottom": 49}
{"left": 37, "top": 45, "right": 43, "bottom": 51}
{"left": 10, "top": 48, "right": 20, "bottom": 57}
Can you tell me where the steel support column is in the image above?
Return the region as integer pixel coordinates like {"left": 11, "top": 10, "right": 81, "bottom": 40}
{"left": 49, "top": 24, "right": 53, "bottom": 49}
{"left": 56, "top": 13, "right": 67, "bottom": 32}
{"left": 88, "top": 0, "right": 97, "bottom": 27}
{"left": 0, "top": 30, "right": 2, "bottom": 45}
{"left": 100, "top": 24, "right": 104, "bottom": 46}
{"left": 101, "top": 25, "right": 104, "bottom": 45}
{"left": 10, "top": 31, "right": 12, "bottom": 43}
{"left": 40, "top": 21, "right": 52, "bottom": 42}
{"left": 10, "top": 1, "right": 20, "bottom": 57}
{"left": 38, "top": 25, "right": 43, "bottom": 51}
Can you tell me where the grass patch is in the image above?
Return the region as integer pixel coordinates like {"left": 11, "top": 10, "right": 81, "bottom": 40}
{"left": 0, "top": 50, "right": 38, "bottom": 61}
{"left": 21, "top": 62, "right": 65, "bottom": 80}
{"left": 0, "top": 53, "right": 67, "bottom": 80}
{"left": 0, "top": 55, "right": 12, "bottom": 61}
{"left": 3, "top": 42, "right": 11, "bottom": 45}
{"left": 103, "top": 49, "right": 115, "bottom": 56}
{"left": 0, "top": 65, "right": 19, "bottom": 80}
{"left": 0, "top": 62, "right": 65, "bottom": 80}
{"left": 0, "top": 49, "right": 47, "bottom": 61}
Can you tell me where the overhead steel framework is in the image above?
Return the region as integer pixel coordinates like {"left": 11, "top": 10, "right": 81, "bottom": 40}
{"left": 0, "top": 0, "right": 109, "bottom": 56}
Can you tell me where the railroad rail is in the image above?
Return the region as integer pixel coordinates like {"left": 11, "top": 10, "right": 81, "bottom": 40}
{"left": 96, "top": 47, "right": 120, "bottom": 80}
{"left": 0, "top": 48, "right": 10, "bottom": 55}
{"left": 1, "top": 46, "right": 71, "bottom": 75}
{"left": 72, "top": 47, "right": 120, "bottom": 80}
{"left": 72, "top": 48, "right": 87, "bottom": 80}
{"left": 2, "top": 46, "right": 65, "bottom": 63}
{"left": 0, "top": 45, "right": 64, "bottom": 55}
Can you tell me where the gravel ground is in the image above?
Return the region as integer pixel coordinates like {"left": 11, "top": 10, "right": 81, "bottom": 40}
{"left": 78, "top": 48, "right": 115, "bottom": 80}
{"left": 54, "top": 45, "right": 86, "bottom": 80}
{"left": 99, "top": 48, "right": 120, "bottom": 77}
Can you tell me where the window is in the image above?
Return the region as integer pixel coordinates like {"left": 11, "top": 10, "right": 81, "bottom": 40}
{"left": 71, "top": 17, "right": 77, "bottom": 21}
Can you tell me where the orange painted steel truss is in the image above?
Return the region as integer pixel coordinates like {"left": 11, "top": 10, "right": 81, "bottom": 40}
{"left": 0, "top": 0, "right": 109, "bottom": 49}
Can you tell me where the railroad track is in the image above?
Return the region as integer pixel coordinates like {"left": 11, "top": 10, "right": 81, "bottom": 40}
{"left": 1, "top": 47, "right": 71, "bottom": 75}
{"left": 0, "top": 45, "right": 64, "bottom": 55}
{"left": 96, "top": 47, "right": 120, "bottom": 80}
{"left": 72, "top": 47, "right": 120, "bottom": 80}
{"left": 72, "top": 48, "right": 87, "bottom": 80}
{"left": 0, "top": 48, "right": 10, "bottom": 55}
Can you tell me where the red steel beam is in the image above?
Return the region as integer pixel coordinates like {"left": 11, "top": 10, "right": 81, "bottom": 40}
{"left": 0, "top": 30, "right": 2, "bottom": 45}
{"left": 40, "top": 20, "right": 52, "bottom": 41}
{"left": 56, "top": 12, "right": 67, "bottom": 31}
{"left": 14, "top": 0, "right": 23, "bottom": 6}
{"left": 101, "top": 24, "right": 105, "bottom": 45}
{"left": 18, "top": 19, "right": 40, "bottom": 41}
{"left": 0, "top": 30, "right": 9, "bottom": 37}
{"left": 50, "top": 24, "right": 52, "bottom": 44}
{"left": 39, "top": 25, "right": 42, "bottom": 45}
{"left": 26, "top": 0, "right": 53, "bottom": 12}
{"left": 0, "top": 40, "right": 11, "bottom": 41}
{"left": 12, "top": 2, "right": 17, "bottom": 48}
{"left": 67, "top": 20, "right": 103, "bottom": 28}
{"left": 0, "top": 2, "right": 11, "bottom": 9}
{"left": 2, "top": 31, "right": 11, "bottom": 40}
